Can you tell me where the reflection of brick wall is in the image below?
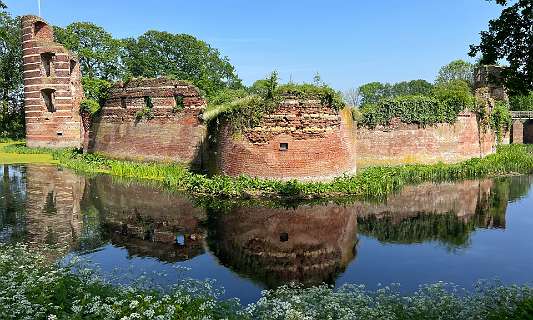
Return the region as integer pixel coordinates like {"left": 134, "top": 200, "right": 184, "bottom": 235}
{"left": 210, "top": 203, "right": 358, "bottom": 287}
{"left": 356, "top": 179, "right": 495, "bottom": 220}
{"left": 25, "top": 165, "right": 85, "bottom": 255}
{"left": 22, "top": 16, "right": 84, "bottom": 148}
{"left": 356, "top": 112, "right": 495, "bottom": 168}
{"left": 216, "top": 99, "right": 357, "bottom": 181}
{"left": 89, "top": 78, "right": 207, "bottom": 166}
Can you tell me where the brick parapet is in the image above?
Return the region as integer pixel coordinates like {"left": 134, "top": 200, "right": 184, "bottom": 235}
{"left": 89, "top": 78, "right": 207, "bottom": 166}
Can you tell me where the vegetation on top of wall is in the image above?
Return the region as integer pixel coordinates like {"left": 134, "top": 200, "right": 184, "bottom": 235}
{"left": 2, "top": 243, "right": 533, "bottom": 320}
{"left": 510, "top": 92, "right": 533, "bottom": 111}
{"left": 359, "top": 79, "right": 479, "bottom": 128}
{"left": 204, "top": 72, "right": 345, "bottom": 132}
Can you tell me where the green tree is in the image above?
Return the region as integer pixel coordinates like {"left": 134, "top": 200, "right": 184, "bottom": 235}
{"left": 435, "top": 60, "right": 475, "bottom": 86}
{"left": 358, "top": 82, "right": 393, "bottom": 105}
{"left": 121, "top": 31, "right": 242, "bottom": 97}
{"left": 469, "top": 0, "right": 532, "bottom": 95}
{"left": 392, "top": 80, "right": 434, "bottom": 96}
{"left": 54, "top": 22, "right": 124, "bottom": 80}
{"left": 0, "top": 2, "right": 24, "bottom": 138}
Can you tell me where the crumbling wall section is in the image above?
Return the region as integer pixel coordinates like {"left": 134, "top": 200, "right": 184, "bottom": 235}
{"left": 356, "top": 112, "right": 495, "bottom": 168}
{"left": 216, "top": 98, "right": 357, "bottom": 181}
{"left": 22, "top": 16, "right": 84, "bottom": 148}
{"left": 89, "top": 78, "right": 207, "bottom": 166}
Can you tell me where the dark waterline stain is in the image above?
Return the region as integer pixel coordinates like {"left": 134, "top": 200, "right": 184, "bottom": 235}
{"left": 1, "top": 164, "right": 533, "bottom": 305}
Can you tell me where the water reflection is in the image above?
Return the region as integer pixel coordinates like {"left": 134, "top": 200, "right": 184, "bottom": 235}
{"left": 207, "top": 204, "right": 358, "bottom": 287}
{"left": 1, "top": 164, "right": 532, "bottom": 297}
{"left": 86, "top": 175, "right": 206, "bottom": 262}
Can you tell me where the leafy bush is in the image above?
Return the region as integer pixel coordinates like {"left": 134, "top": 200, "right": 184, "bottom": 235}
{"left": 490, "top": 101, "right": 512, "bottom": 143}
{"left": 81, "top": 77, "right": 112, "bottom": 105}
{"left": 360, "top": 95, "right": 465, "bottom": 128}
{"left": 79, "top": 98, "right": 101, "bottom": 116}
{"left": 510, "top": 92, "right": 533, "bottom": 111}
{"left": 431, "top": 79, "right": 475, "bottom": 109}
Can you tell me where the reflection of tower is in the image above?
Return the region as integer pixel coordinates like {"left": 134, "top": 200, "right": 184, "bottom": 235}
{"left": 21, "top": 16, "right": 84, "bottom": 148}
{"left": 88, "top": 175, "right": 207, "bottom": 262}
{"left": 25, "top": 165, "right": 85, "bottom": 256}
{"left": 208, "top": 204, "right": 358, "bottom": 288}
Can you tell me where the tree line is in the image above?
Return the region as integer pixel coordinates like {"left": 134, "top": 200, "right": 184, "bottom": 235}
{"left": 0, "top": 0, "right": 530, "bottom": 138}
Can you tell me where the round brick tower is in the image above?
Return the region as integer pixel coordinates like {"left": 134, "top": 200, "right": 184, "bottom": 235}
{"left": 216, "top": 97, "right": 357, "bottom": 181}
{"left": 21, "top": 16, "right": 84, "bottom": 148}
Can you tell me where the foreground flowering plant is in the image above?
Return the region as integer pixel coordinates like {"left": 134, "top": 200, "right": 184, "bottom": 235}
{"left": 0, "top": 244, "right": 532, "bottom": 320}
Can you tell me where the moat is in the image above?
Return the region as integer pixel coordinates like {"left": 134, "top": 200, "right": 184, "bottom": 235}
{"left": 1, "top": 164, "right": 533, "bottom": 304}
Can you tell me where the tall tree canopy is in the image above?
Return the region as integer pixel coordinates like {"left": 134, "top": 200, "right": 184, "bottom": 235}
{"left": 55, "top": 23, "right": 242, "bottom": 97}
{"left": 435, "top": 60, "right": 475, "bottom": 87}
{"left": 358, "top": 80, "right": 433, "bottom": 105}
{"left": 0, "top": 2, "right": 24, "bottom": 138}
{"left": 54, "top": 22, "right": 124, "bottom": 80}
{"left": 469, "top": 0, "right": 532, "bottom": 95}
{"left": 121, "top": 31, "right": 241, "bottom": 97}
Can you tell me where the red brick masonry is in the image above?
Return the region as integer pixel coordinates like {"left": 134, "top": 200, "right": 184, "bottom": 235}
{"left": 356, "top": 112, "right": 496, "bottom": 168}
{"left": 89, "top": 78, "right": 207, "bottom": 166}
{"left": 22, "top": 16, "right": 84, "bottom": 148}
{"left": 216, "top": 98, "right": 357, "bottom": 181}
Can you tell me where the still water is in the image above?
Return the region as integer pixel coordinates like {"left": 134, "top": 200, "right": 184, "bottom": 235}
{"left": 1, "top": 164, "right": 533, "bottom": 304}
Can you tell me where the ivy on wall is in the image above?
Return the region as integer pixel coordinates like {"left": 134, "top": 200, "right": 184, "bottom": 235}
{"left": 360, "top": 95, "right": 467, "bottom": 128}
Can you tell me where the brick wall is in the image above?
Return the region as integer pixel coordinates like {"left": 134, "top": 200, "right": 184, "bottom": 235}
{"left": 89, "top": 78, "right": 207, "bottom": 167}
{"left": 215, "top": 98, "right": 357, "bottom": 181}
{"left": 356, "top": 112, "right": 496, "bottom": 168}
{"left": 22, "top": 16, "right": 84, "bottom": 148}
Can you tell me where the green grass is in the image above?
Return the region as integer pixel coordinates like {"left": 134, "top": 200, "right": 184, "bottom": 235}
{"left": 0, "top": 141, "right": 57, "bottom": 165}
{"left": 2, "top": 141, "right": 533, "bottom": 200}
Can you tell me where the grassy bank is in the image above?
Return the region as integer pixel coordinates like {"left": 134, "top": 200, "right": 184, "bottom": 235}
{"left": 1, "top": 244, "right": 532, "bottom": 320}
{"left": 2, "top": 141, "right": 533, "bottom": 199}
{"left": 0, "top": 141, "right": 57, "bottom": 165}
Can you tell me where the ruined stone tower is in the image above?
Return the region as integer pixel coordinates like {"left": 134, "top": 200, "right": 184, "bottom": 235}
{"left": 22, "top": 16, "right": 84, "bottom": 148}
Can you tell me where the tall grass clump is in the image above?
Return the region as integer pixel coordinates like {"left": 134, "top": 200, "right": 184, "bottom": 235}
{"left": 1, "top": 244, "right": 533, "bottom": 320}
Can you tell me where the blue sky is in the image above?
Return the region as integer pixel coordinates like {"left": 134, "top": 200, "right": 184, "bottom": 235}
{"left": 5, "top": 0, "right": 502, "bottom": 90}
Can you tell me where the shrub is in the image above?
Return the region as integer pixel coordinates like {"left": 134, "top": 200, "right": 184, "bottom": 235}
{"left": 206, "top": 77, "right": 345, "bottom": 132}
{"left": 490, "top": 101, "right": 512, "bottom": 143}
{"left": 79, "top": 98, "right": 101, "bottom": 115}
{"left": 81, "top": 77, "right": 112, "bottom": 105}
{"left": 510, "top": 92, "right": 533, "bottom": 111}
